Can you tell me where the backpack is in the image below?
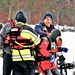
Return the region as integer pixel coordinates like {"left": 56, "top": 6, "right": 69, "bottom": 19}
{"left": 4, "top": 21, "right": 35, "bottom": 50}
{"left": 9, "top": 26, "right": 25, "bottom": 49}
{"left": 4, "top": 22, "right": 36, "bottom": 62}
{"left": 4, "top": 25, "right": 26, "bottom": 49}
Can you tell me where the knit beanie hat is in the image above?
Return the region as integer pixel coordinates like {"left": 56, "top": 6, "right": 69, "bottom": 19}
{"left": 44, "top": 13, "right": 53, "bottom": 19}
{"left": 15, "top": 11, "right": 26, "bottom": 23}
{"left": 50, "top": 29, "right": 61, "bottom": 41}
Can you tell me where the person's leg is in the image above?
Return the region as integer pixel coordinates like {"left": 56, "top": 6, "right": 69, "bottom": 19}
{"left": 51, "top": 68, "right": 61, "bottom": 75}
{"left": 13, "top": 62, "right": 23, "bottom": 75}
{"left": 13, "top": 61, "right": 28, "bottom": 75}
{"left": 3, "top": 52, "right": 13, "bottom": 75}
{"left": 44, "top": 69, "right": 52, "bottom": 75}
{"left": 26, "top": 61, "right": 35, "bottom": 75}
{"left": 38, "top": 61, "right": 52, "bottom": 75}
{"left": 28, "top": 67, "right": 35, "bottom": 75}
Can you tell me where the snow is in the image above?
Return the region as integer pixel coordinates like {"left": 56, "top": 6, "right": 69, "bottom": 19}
{"left": 61, "top": 32, "right": 75, "bottom": 63}
{"left": 61, "top": 31, "right": 75, "bottom": 75}
{"left": 0, "top": 31, "right": 75, "bottom": 75}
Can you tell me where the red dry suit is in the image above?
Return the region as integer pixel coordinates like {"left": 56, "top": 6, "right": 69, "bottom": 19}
{"left": 37, "top": 37, "right": 62, "bottom": 75}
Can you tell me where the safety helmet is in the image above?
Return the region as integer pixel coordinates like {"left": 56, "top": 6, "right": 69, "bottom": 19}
{"left": 50, "top": 29, "right": 61, "bottom": 41}
{"left": 15, "top": 11, "right": 26, "bottom": 23}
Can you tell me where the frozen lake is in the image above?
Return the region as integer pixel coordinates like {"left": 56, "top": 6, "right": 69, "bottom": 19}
{"left": 0, "top": 31, "right": 75, "bottom": 75}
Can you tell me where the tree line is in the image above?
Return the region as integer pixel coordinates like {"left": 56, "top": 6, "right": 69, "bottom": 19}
{"left": 0, "top": 0, "right": 75, "bottom": 26}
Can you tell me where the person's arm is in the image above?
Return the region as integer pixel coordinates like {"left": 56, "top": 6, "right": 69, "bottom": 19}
{"left": 38, "top": 37, "right": 53, "bottom": 58}
{"left": 20, "top": 26, "right": 41, "bottom": 46}
{"left": 0, "top": 23, "right": 11, "bottom": 38}
{"left": 35, "top": 24, "right": 47, "bottom": 36}
{"left": 39, "top": 40, "right": 50, "bottom": 57}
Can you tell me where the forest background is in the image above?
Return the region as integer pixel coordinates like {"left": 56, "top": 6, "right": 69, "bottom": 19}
{"left": 0, "top": 0, "right": 75, "bottom": 26}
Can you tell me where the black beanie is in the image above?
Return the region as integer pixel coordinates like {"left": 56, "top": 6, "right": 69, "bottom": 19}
{"left": 15, "top": 11, "right": 26, "bottom": 23}
{"left": 44, "top": 13, "right": 53, "bottom": 19}
{"left": 50, "top": 29, "right": 61, "bottom": 41}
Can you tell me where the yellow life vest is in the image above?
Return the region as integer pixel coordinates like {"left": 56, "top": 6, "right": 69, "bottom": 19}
{"left": 11, "top": 22, "right": 41, "bottom": 61}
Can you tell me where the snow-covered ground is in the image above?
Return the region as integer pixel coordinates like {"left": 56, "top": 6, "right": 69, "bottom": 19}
{"left": 61, "top": 31, "right": 75, "bottom": 75}
{"left": 0, "top": 31, "right": 75, "bottom": 75}
{"left": 0, "top": 57, "right": 3, "bottom": 75}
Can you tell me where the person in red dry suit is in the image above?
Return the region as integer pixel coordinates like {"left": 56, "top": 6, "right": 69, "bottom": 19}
{"left": 36, "top": 29, "right": 68, "bottom": 75}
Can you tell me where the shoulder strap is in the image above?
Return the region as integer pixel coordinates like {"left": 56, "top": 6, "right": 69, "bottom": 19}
{"left": 8, "top": 19, "right": 16, "bottom": 28}
{"left": 19, "top": 26, "right": 25, "bottom": 32}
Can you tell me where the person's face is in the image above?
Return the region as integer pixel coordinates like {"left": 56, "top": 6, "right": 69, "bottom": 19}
{"left": 44, "top": 17, "right": 52, "bottom": 27}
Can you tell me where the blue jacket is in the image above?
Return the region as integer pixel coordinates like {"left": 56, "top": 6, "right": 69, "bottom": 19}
{"left": 35, "top": 22, "right": 55, "bottom": 37}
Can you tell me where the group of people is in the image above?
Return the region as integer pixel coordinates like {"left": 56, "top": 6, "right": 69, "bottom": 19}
{"left": 0, "top": 11, "right": 68, "bottom": 75}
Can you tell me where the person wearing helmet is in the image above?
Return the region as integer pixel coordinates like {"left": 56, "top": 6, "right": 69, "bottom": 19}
{"left": 0, "top": 20, "right": 16, "bottom": 75}
{"left": 10, "top": 11, "right": 40, "bottom": 75}
{"left": 36, "top": 29, "right": 68, "bottom": 75}
{"left": 35, "top": 12, "right": 55, "bottom": 38}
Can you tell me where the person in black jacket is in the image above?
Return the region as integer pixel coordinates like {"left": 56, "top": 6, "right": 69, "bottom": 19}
{"left": 35, "top": 12, "right": 55, "bottom": 37}
{"left": 0, "top": 11, "right": 41, "bottom": 75}
{"left": 12, "top": 11, "right": 40, "bottom": 75}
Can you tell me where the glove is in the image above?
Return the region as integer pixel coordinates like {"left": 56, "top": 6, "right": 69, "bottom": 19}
{"left": 50, "top": 56, "right": 55, "bottom": 63}
{"left": 58, "top": 47, "right": 68, "bottom": 53}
